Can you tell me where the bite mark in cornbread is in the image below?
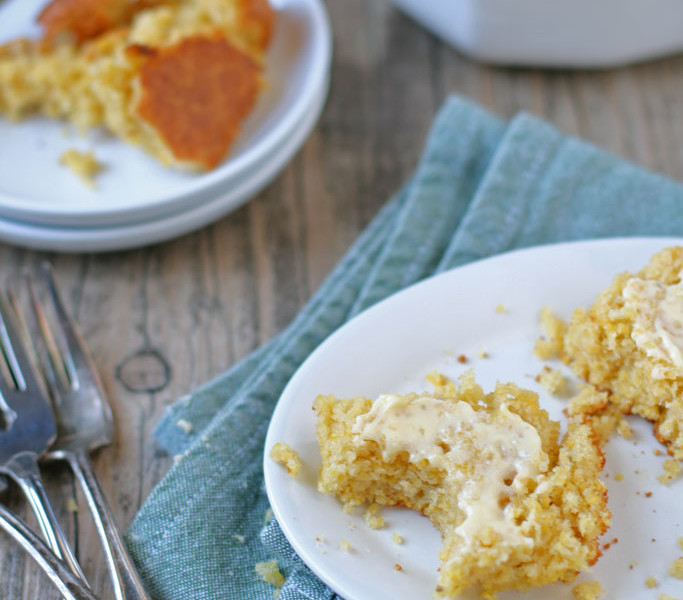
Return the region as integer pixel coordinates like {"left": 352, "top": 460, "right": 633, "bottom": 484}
{"left": 314, "top": 372, "right": 610, "bottom": 599}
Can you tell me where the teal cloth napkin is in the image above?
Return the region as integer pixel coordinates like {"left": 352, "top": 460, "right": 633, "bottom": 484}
{"left": 126, "top": 95, "right": 683, "bottom": 600}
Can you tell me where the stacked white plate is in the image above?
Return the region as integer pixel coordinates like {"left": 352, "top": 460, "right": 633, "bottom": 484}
{"left": 0, "top": 0, "right": 331, "bottom": 252}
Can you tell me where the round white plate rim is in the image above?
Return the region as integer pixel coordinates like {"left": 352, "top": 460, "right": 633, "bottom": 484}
{"left": 264, "top": 236, "right": 683, "bottom": 600}
{"left": 0, "top": 71, "right": 328, "bottom": 252}
{"left": 0, "top": 0, "right": 332, "bottom": 226}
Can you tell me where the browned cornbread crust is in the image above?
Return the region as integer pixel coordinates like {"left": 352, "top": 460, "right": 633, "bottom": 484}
{"left": 314, "top": 374, "right": 610, "bottom": 599}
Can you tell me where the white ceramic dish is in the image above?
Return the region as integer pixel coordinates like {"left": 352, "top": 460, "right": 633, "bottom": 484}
{"left": 389, "top": 0, "right": 683, "bottom": 68}
{"left": 0, "top": 0, "right": 331, "bottom": 227}
{"left": 0, "top": 74, "right": 328, "bottom": 252}
{"left": 264, "top": 237, "right": 683, "bottom": 600}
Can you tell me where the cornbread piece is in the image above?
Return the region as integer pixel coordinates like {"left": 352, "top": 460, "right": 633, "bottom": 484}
{"left": 314, "top": 373, "right": 610, "bottom": 599}
{"left": 0, "top": 0, "right": 273, "bottom": 170}
{"left": 38, "top": 0, "right": 167, "bottom": 44}
{"left": 135, "top": 35, "right": 261, "bottom": 169}
{"left": 543, "top": 247, "right": 683, "bottom": 459}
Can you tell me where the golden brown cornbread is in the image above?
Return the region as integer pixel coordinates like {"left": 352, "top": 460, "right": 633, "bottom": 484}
{"left": 38, "top": 0, "right": 167, "bottom": 44}
{"left": 538, "top": 246, "right": 683, "bottom": 459}
{"left": 0, "top": 0, "right": 273, "bottom": 170}
{"left": 314, "top": 373, "right": 610, "bottom": 599}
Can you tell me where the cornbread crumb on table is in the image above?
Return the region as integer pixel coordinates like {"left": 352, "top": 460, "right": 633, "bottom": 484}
{"left": 537, "top": 247, "right": 683, "bottom": 459}
{"left": 269, "top": 442, "right": 302, "bottom": 479}
{"left": 0, "top": 0, "right": 274, "bottom": 171}
{"left": 572, "top": 581, "right": 605, "bottom": 600}
{"left": 314, "top": 371, "right": 610, "bottom": 599}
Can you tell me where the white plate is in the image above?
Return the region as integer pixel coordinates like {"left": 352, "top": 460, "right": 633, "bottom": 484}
{"left": 389, "top": 0, "right": 683, "bottom": 68}
{"left": 0, "top": 0, "right": 331, "bottom": 227}
{"left": 264, "top": 237, "right": 683, "bottom": 600}
{"left": 0, "top": 71, "right": 328, "bottom": 252}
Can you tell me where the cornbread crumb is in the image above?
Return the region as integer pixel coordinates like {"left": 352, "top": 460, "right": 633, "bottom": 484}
{"left": 66, "top": 498, "right": 79, "bottom": 513}
{"left": 263, "top": 508, "right": 273, "bottom": 523}
{"left": 314, "top": 372, "right": 609, "bottom": 599}
{"left": 339, "top": 539, "right": 352, "bottom": 552}
{"left": 614, "top": 474, "right": 624, "bottom": 481}
{"left": 477, "top": 347, "right": 489, "bottom": 359}
{"left": 59, "top": 149, "right": 103, "bottom": 186}
{"left": 394, "top": 563, "right": 403, "bottom": 571}
{"left": 176, "top": 418, "right": 193, "bottom": 434}
{"left": 537, "top": 366, "right": 567, "bottom": 396}
{"left": 270, "top": 442, "right": 302, "bottom": 479}
{"left": 669, "top": 557, "right": 683, "bottom": 578}
{"left": 657, "top": 459, "right": 681, "bottom": 485}
{"left": 364, "top": 503, "right": 385, "bottom": 529}
{"left": 646, "top": 576, "right": 658, "bottom": 588}
{"left": 679, "top": 537, "right": 683, "bottom": 550}
{"left": 495, "top": 304, "right": 507, "bottom": 313}
{"left": 255, "top": 560, "right": 285, "bottom": 588}
{"left": 572, "top": 581, "right": 604, "bottom": 600}
{"left": 392, "top": 532, "right": 404, "bottom": 545}
{"left": 534, "top": 307, "right": 567, "bottom": 360}
{"left": 426, "top": 371, "right": 448, "bottom": 387}
{"left": 233, "top": 534, "right": 245, "bottom": 544}
{"left": 659, "top": 595, "right": 680, "bottom": 600}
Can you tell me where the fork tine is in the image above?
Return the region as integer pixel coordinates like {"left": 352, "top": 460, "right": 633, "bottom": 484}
{"left": 40, "top": 263, "right": 94, "bottom": 392}
{"left": 27, "top": 275, "right": 71, "bottom": 395}
{"left": 0, "top": 290, "right": 41, "bottom": 395}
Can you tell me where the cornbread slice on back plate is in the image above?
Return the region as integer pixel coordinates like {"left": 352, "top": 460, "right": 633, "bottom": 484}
{"left": 314, "top": 372, "right": 610, "bottom": 599}
{"left": 0, "top": 0, "right": 273, "bottom": 170}
{"left": 538, "top": 246, "right": 683, "bottom": 459}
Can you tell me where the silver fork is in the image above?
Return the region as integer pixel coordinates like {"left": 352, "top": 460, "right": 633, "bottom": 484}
{"left": 26, "top": 264, "right": 151, "bottom": 600}
{"left": 0, "top": 503, "right": 98, "bottom": 600}
{"left": 0, "top": 289, "right": 86, "bottom": 582}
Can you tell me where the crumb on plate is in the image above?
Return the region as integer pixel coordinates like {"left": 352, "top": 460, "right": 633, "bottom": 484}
{"left": 270, "top": 442, "right": 302, "bottom": 479}
{"left": 572, "top": 581, "right": 604, "bottom": 600}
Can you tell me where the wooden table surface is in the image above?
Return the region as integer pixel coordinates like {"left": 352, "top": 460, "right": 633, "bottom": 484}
{"left": 3, "top": 1, "right": 683, "bottom": 598}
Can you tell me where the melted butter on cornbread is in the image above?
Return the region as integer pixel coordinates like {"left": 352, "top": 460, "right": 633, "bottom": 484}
{"left": 353, "top": 394, "right": 547, "bottom": 550}
{"left": 622, "top": 275, "right": 683, "bottom": 375}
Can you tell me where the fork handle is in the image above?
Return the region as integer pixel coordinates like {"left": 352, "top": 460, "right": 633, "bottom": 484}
{"left": 67, "top": 449, "right": 151, "bottom": 600}
{"left": 5, "top": 452, "right": 88, "bottom": 583}
{"left": 0, "top": 503, "right": 99, "bottom": 600}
